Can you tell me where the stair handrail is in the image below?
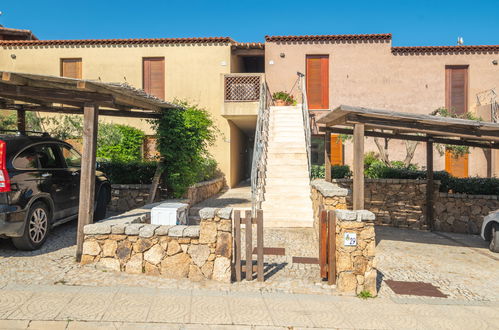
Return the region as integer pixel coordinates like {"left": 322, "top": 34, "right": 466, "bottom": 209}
{"left": 251, "top": 81, "right": 271, "bottom": 214}
{"left": 297, "top": 72, "right": 312, "bottom": 177}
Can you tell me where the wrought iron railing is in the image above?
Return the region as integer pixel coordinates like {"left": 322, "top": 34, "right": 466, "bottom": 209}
{"left": 224, "top": 74, "right": 262, "bottom": 102}
{"left": 251, "top": 81, "right": 271, "bottom": 214}
{"left": 298, "top": 72, "right": 312, "bottom": 177}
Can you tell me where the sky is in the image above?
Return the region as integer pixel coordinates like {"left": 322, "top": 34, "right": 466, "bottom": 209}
{"left": 1, "top": 0, "right": 499, "bottom": 46}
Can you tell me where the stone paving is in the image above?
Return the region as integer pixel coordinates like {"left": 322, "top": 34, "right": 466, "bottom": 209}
{"left": 0, "top": 283, "right": 498, "bottom": 329}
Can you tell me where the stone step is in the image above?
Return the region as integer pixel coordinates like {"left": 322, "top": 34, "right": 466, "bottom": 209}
{"left": 265, "top": 178, "right": 310, "bottom": 185}
{"left": 263, "top": 218, "right": 314, "bottom": 228}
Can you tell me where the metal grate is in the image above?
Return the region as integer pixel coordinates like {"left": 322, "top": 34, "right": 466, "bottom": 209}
{"left": 385, "top": 280, "right": 448, "bottom": 298}
{"left": 225, "top": 75, "right": 261, "bottom": 101}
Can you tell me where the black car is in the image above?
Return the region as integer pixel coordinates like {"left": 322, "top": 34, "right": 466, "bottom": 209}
{"left": 0, "top": 132, "right": 111, "bottom": 250}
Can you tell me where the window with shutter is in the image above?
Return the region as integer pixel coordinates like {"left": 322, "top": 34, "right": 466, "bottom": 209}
{"left": 306, "top": 55, "right": 329, "bottom": 110}
{"left": 445, "top": 150, "right": 469, "bottom": 178}
{"left": 143, "top": 57, "right": 165, "bottom": 99}
{"left": 60, "top": 58, "right": 82, "bottom": 79}
{"left": 445, "top": 65, "right": 468, "bottom": 115}
{"left": 330, "top": 134, "right": 343, "bottom": 165}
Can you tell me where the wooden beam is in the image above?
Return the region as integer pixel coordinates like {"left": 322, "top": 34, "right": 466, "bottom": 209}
{"left": 426, "top": 139, "right": 434, "bottom": 231}
{"left": 321, "top": 127, "right": 499, "bottom": 150}
{"left": 324, "top": 130, "right": 332, "bottom": 182}
{"left": 353, "top": 123, "right": 365, "bottom": 210}
{"left": 19, "top": 105, "right": 161, "bottom": 119}
{"left": 16, "top": 109, "right": 26, "bottom": 131}
{"left": 76, "top": 104, "right": 99, "bottom": 262}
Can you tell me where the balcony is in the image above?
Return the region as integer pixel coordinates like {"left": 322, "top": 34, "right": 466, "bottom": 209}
{"left": 222, "top": 73, "right": 264, "bottom": 117}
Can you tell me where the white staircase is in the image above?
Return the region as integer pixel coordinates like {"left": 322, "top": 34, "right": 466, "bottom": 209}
{"left": 261, "top": 105, "right": 314, "bottom": 227}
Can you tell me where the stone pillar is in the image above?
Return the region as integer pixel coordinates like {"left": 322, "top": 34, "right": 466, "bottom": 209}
{"left": 334, "top": 209, "right": 377, "bottom": 296}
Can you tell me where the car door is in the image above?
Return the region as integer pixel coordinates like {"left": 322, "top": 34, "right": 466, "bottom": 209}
{"left": 35, "top": 143, "right": 77, "bottom": 220}
{"left": 59, "top": 144, "right": 82, "bottom": 213}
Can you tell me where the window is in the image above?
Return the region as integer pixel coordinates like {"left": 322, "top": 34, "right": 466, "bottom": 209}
{"left": 330, "top": 134, "right": 343, "bottom": 166}
{"left": 61, "top": 146, "right": 81, "bottom": 168}
{"left": 311, "top": 136, "right": 325, "bottom": 166}
{"left": 306, "top": 55, "right": 329, "bottom": 110}
{"left": 445, "top": 65, "right": 468, "bottom": 115}
{"left": 143, "top": 57, "right": 165, "bottom": 99}
{"left": 445, "top": 150, "right": 468, "bottom": 178}
{"left": 60, "top": 58, "right": 82, "bottom": 79}
{"left": 37, "top": 145, "right": 64, "bottom": 169}
{"left": 13, "top": 147, "right": 38, "bottom": 169}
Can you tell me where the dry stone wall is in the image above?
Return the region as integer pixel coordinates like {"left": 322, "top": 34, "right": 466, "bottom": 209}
{"left": 81, "top": 205, "right": 233, "bottom": 282}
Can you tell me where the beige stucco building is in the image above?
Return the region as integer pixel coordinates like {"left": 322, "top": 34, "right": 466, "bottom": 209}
{"left": 1, "top": 29, "right": 499, "bottom": 184}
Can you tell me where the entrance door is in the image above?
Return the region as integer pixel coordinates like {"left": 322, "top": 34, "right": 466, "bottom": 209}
{"left": 306, "top": 55, "right": 329, "bottom": 110}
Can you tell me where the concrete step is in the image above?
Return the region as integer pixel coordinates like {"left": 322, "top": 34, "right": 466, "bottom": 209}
{"left": 265, "top": 178, "right": 310, "bottom": 185}
{"left": 267, "top": 146, "right": 307, "bottom": 153}
{"left": 262, "top": 218, "right": 314, "bottom": 228}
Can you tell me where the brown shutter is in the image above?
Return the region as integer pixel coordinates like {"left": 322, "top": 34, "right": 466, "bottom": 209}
{"left": 60, "top": 58, "right": 82, "bottom": 79}
{"left": 330, "top": 134, "right": 343, "bottom": 165}
{"left": 445, "top": 66, "right": 468, "bottom": 115}
{"left": 306, "top": 55, "right": 329, "bottom": 109}
{"left": 143, "top": 57, "right": 165, "bottom": 99}
{"left": 445, "top": 150, "right": 469, "bottom": 178}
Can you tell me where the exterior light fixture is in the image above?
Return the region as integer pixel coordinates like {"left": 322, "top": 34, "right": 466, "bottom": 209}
{"left": 493, "top": 60, "right": 498, "bottom": 65}
{"left": 269, "top": 60, "right": 274, "bottom": 65}
{"left": 10, "top": 54, "right": 16, "bottom": 59}
{"left": 280, "top": 53, "right": 285, "bottom": 58}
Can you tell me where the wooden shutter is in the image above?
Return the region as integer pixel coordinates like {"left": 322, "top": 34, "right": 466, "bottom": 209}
{"left": 306, "top": 55, "right": 329, "bottom": 110}
{"left": 143, "top": 57, "right": 165, "bottom": 99}
{"left": 60, "top": 58, "right": 82, "bottom": 79}
{"left": 445, "top": 150, "right": 469, "bottom": 178}
{"left": 445, "top": 66, "right": 468, "bottom": 115}
{"left": 330, "top": 134, "right": 343, "bottom": 165}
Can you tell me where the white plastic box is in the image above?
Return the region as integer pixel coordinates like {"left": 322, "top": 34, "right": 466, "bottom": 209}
{"left": 151, "top": 202, "right": 188, "bottom": 226}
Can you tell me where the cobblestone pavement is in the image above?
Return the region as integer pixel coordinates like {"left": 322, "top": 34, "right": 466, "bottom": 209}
{"left": 376, "top": 226, "right": 499, "bottom": 302}
{"left": 0, "top": 283, "right": 498, "bottom": 329}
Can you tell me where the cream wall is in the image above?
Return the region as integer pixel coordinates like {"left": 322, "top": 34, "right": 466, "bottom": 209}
{"left": 0, "top": 42, "right": 238, "bottom": 184}
{"left": 266, "top": 40, "right": 499, "bottom": 176}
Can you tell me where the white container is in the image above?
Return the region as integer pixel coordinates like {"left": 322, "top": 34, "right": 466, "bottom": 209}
{"left": 151, "top": 202, "right": 188, "bottom": 226}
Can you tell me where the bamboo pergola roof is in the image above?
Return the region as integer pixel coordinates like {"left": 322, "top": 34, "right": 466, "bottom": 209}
{"left": 317, "top": 105, "right": 499, "bottom": 149}
{"left": 0, "top": 71, "right": 179, "bottom": 118}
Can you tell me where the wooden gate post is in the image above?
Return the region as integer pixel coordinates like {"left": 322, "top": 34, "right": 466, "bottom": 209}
{"left": 234, "top": 210, "right": 242, "bottom": 282}
{"left": 245, "top": 210, "right": 253, "bottom": 281}
{"left": 76, "top": 104, "right": 99, "bottom": 262}
{"left": 327, "top": 210, "right": 337, "bottom": 285}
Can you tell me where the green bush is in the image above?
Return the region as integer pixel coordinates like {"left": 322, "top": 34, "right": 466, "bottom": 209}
{"left": 150, "top": 100, "right": 220, "bottom": 197}
{"left": 97, "top": 161, "right": 157, "bottom": 184}
{"left": 311, "top": 165, "right": 352, "bottom": 179}
{"left": 97, "top": 124, "right": 145, "bottom": 162}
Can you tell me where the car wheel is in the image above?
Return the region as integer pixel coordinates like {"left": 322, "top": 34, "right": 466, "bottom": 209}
{"left": 12, "top": 201, "right": 51, "bottom": 251}
{"left": 490, "top": 224, "right": 499, "bottom": 253}
{"left": 93, "top": 187, "right": 109, "bottom": 221}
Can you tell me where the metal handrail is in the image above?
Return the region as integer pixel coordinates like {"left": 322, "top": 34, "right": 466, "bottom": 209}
{"left": 298, "top": 72, "right": 312, "bottom": 177}
{"left": 251, "top": 81, "right": 271, "bottom": 214}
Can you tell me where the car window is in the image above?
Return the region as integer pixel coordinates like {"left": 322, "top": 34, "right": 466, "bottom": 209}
{"left": 61, "top": 146, "right": 81, "bottom": 168}
{"left": 37, "top": 145, "right": 64, "bottom": 169}
{"left": 13, "top": 147, "right": 39, "bottom": 169}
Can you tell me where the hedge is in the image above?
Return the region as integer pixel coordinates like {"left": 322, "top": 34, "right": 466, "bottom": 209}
{"left": 311, "top": 165, "right": 352, "bottom": 179}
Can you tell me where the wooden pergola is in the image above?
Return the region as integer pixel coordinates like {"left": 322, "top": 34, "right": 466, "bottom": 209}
{"left": 318, "top": 105, "right": 499, "bottom": 230}
{"left": 0, "top": 71, "right": 178, "bottom": 260}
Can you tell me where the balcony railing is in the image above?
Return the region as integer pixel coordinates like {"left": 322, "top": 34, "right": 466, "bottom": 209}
{"left": 224, "top": 74, "right": 262, "bottom": 102}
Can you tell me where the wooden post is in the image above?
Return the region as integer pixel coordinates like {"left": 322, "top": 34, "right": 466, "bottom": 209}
{"left": 234, "top": 210, "right": 242, "bottom": 282}
{"left": 426, "top": 139, "right": 434, "bottom": 231}
{"left": 256, "top": 209, "right": 264, "bottom": 282}
{"left": 148, "top": 160, "right": 164, "bottom": 204}
{"left": 353, "top": 123, "right": 365, "bottom": 210}
{"left": 325, "top": 130, "right": 332, "bottom": 182}
{"left": 17, "top": 109, "right": 26, "bottom": 132}
{"left": 319, "top": 208, "right": 328, "bottom": 279}
{"left": 327, "top": 210, "right": 336, "bottom": 285}
{"left": 245, "top": 210, "right": 252, "bottom": 281}
{"left": 76, "top": 104, "right": 99, "bottom": 262}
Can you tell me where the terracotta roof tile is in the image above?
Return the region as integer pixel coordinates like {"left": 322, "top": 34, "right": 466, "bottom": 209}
{"left": 0, "top": 36, "right": 234, "bottom": 47}
{"left": 392, "top": 45, "right": 499, "bottom": 54}
{"left": 265, "top": 33, "right": 392, "bottom": 42}
{"left": 232, "top": 42, "right": 264, "bottom": 49}
{"left": 0, "top": 26, "right": 38, "bottom": 40}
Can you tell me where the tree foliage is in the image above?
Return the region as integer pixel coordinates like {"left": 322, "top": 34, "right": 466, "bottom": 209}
{"left": 96, "top": 124, "right": 145, "bottom": 162}
{"left": 150, "top": 100, "right": 220, "bottom": 197}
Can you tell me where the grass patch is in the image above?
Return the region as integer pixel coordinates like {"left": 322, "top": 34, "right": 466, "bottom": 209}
{"left": 357, "top": 290, "right": 374, "bottom": 299}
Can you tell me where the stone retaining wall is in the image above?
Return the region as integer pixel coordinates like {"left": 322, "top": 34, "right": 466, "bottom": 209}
{"left": 81, "top": 205, "right": 233, "bottom": 282}
{"left": 108, "top": 177, "right": 225, "bottom": 213}
{"left": 312, "top": 178, "right": 498, "bottom": 234}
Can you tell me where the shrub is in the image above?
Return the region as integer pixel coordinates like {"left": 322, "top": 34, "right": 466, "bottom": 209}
{"left": 150, "top": 100, "right": 220, "bottom": 197}
{"left": 311, "top": 165, "right": 352, "bottom": 179}
{"left": 97, "top": 124, "right": 145, "bottom": 162}
{"left": 97, "top": 161, "right": 157, "bottom": 184}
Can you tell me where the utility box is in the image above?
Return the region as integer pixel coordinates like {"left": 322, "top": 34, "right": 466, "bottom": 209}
{"left": 151, "top": 202, "right": 188, "bottom": 226}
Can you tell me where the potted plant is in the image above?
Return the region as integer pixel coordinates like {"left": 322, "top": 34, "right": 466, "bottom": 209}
{"left": 272, "top": 91, "right": 296, "bottom": 106}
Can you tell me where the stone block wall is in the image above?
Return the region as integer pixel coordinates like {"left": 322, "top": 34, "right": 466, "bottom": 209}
{"left": 109, "top": 177, "right": 225, "bottom": 214}
{"left": 81, "top": 205, "right": 233, "bottom": 282}
{"left": 311, "top": 180, "right": 349, "bottom": 240}
{"left": 335, "top": 210, "right": 377, "bottom": 296}
{"left": 434, "top": 193, "right": 499, "bottom": 234}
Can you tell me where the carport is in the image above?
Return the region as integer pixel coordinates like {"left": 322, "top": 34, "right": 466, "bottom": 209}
{"left": 0, "top": 71, "right": 177, "bottom": 260}
{"left": 318, "top": 105, "right": 499, "bottom": 229}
